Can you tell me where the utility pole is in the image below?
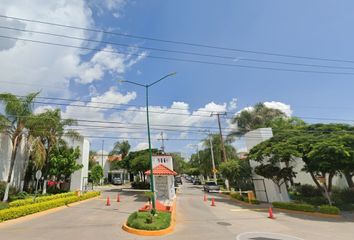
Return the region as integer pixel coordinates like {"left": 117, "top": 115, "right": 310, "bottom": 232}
{"left": 101, "top": 140, "right": 104, "bottom": 185}
{"left": 158, "top": 131, "right": 166, "bottom": 153}
{"left": 211, "top": 112, "right": 227, "bottom": 162}
{"left": 209, "top": 134, "right": 217, "bottom": 184}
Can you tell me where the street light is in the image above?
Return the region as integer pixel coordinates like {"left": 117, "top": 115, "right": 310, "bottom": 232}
{"left": 119, "top": 72, "right": 176, "bottom": 210}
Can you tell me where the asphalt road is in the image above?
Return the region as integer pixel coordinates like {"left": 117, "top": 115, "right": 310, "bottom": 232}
{"left": 1, "top": 183, "right": 354, "bottom": 240}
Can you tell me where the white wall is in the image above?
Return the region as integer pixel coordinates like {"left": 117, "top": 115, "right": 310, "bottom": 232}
{"left": 152, "top": 155, "right": 173, "bottom": 170}
{"left": 244, "top": 128, "right": 290, "bottom": 202}
{"left": 65, "top": 137, "right": 90, "bottom": 191}
{"left": 0, "top": 133, "right": 28, "bottom": 190}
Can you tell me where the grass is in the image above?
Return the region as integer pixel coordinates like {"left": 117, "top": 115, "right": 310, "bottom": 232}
{"left": 127, "top": 211, "right": 171, "bottom": 231}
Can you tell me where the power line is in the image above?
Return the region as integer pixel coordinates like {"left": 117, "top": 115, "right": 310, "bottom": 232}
{"left": 1, "top": 14, "right": 354, "bottom": 64}
{"left": 2, "top": 25, "right": 354, "bottom": 71}
{"left": 1, "top": 34, "right": 354, "bottom": 75}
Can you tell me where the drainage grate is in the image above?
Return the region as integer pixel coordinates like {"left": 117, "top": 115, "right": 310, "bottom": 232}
{"left": 217, "top": 221, "right": 232, "bottom": 226}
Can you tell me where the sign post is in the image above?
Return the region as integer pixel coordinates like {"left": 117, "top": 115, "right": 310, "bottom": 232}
{"left": 35, "top": 170, "right": 42, "bottom": 195}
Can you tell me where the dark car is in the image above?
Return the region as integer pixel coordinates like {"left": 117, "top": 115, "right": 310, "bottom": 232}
{"left": 193, "top": 178, "right": 202, "bottom": 185}
{"left": 175, "top": 176, "right": 183, "bottom": 185}
{"left": 203, "top": 181, "right": 220, "bottom": 192}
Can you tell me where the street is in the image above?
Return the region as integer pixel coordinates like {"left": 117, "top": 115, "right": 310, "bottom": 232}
{"left": 1, "top": 183, "right": 354, "bottom": 240}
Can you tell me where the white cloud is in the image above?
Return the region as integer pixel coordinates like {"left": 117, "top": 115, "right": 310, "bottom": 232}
{"left": 133, "top": 142, "right": 150, "bottom": 151}
{"left": 34, "top": 105, "right": 55, "bottom": 114}
{"left": 89, "top": 86, "right": 136, "bottom": 107}
{"left": 264, "top": 101, "right": 292, "bottom": 116}
{"left": 0, "top": 2, "right": 146, "bottom": 95}
{"left": 228, "top": 98, "right": 237, "bottom": 111}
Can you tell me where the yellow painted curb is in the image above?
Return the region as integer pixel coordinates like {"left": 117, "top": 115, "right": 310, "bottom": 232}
{"left": 0, "top": 195, "right": 101, "bottom": 227}
{"left": 122, "top": 198, "right": 176, "bottom": 236}
{"left": 273, "top": 207, "right": 341, "bottom": 218}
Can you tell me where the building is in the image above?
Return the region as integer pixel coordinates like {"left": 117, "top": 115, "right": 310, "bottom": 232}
{"left": 145, "top": 154, "right": 176, "bottom": 201}
{"left": 93, "top": 154, "right": 129, "bottom": 183}
{"left": 0, "top": 133, "right": 90, "bottom": 192}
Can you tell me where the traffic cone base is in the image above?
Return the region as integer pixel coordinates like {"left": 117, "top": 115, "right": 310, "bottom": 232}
{"left": 106, "top": 196, "right": 111, "bottom": 206}
{"left": 268, "top": 207, "right": 275, "bottom": 219}
{"left": 211, "top": 197, "right": 216, "bottom": 206}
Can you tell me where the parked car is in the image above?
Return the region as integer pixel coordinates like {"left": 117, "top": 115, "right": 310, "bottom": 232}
{"left": 112, "top": 177, "right": 123, "bottom": 185}
{"left": 203, "top": 181, "right": 220, "bottom": 192}
{"left": 175, "top": 176, "right": 183, "bottom": 185}
{"left": 193, "top": 178, "right": 202, "bottom": 185}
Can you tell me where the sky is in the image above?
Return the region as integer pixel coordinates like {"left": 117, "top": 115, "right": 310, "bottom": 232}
{"left": 1, "top": 0, "right": 354, "bottom": 158}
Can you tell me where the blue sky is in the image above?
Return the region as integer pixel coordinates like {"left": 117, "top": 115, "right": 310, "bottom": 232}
{"left": 1, "top": 0, "right": 354, "bottom": 157}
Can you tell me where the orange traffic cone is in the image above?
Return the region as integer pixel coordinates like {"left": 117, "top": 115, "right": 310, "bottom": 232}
{"left": 106, "top": 196, "right": 111, "bottom": 206}
{"left": 211, "top": 197, "right": 216, "bottom": 206}
{"left": 117, "top": 193, "right": 120, "bottom": 202}
{"left": 204, "top": 194, "right": 207, "bottom": 202}
{"left": 268, "top": 207, "right": 275, "bottom": 219}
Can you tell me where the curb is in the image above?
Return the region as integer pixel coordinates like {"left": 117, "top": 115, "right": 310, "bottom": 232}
{"left": 0, "top": 195, "right": 100, "bottom": 227}
{"left": 273, "top": 207, "right": 341, "bottom": 218}
{"left": 122, "top": 198, "right": 177, "bottom": 236}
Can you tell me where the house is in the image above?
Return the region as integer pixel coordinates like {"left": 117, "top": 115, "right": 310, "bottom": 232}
{"left": 93, "top": 154, "right": 129, "bottom": 184}
{"left": 145, "top": 154, "right": 177, "bottom": 201}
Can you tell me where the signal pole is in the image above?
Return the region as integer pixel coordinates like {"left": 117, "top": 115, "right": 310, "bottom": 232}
{"left": 211, "top": 112, "right": 227, "bottom": 162}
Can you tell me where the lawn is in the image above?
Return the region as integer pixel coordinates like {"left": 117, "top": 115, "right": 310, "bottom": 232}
{"left": 127, "top": 211, "right": 171, "bottom": 231}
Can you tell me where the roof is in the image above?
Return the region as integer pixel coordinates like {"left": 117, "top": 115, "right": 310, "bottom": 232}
{"left": 107, "top": 155, "right": 122, "bottom": 162}
{"left": 145, "top": 164, "right": 177, "bottom": 176}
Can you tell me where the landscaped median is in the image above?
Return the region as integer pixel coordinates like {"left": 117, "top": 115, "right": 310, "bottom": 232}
{"left": 272, "top": 201, "right": 341, "bottom": 217}
{"left": 0, "top": 191, "right": 100, "bottom": 222}
{"left": 122, "top": 198, "right": 176, "bottom": 236}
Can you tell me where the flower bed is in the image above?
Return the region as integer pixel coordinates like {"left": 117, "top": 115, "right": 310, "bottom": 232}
{"left": 127, "top": 211, "right": 171, "bottom": 231}
{"left": 9, "top": 192, "right": 76, "bottom": 208}
{"left": 0, "top": 191, "right": 100, "bottom": 222}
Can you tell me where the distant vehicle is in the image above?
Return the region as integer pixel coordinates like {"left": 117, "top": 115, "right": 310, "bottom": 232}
{"left": 203, "top": 181, "right": 220, "bottom": 192}
{"left": 193, "top": 178, "right": 202, "bottom": 185}
{"left": 175, "top": 176, "right": 183, "bottom": 185}
{"left": 112, "top": 177, "right": 123, "bottom": 185}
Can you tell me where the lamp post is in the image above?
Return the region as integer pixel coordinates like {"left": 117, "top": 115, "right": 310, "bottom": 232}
{"left": 120, "top": 72, "right": 176, "bottom": 210}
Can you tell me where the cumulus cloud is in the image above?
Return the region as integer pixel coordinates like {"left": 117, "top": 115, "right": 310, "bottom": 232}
{"left": 0, "top": 1, "right": 145, "bottom": 95}
{"left": 264, "top": 101, "right": 292, "bottom": 116}
{"left": 34, "top": 105, "right": 55, "bottom": 114}
{"left": 133, "top": 142, "right": 150, "bottom": 151}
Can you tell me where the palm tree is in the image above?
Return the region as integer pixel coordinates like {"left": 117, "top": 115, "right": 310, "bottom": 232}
{"left": 109, "top": 140, "right": 131, "bottom": 159}
{"left": 27, "top": 109, "right": 79, "bottom": 193}
{"left": 0, "top": 92, "right": 39, "bottom": 202}
{"left": 230, "top": 103, "right": 286, "bottom": 136}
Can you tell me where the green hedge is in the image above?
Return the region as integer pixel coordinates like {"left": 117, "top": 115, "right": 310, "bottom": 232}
{"left": 0, "top": 191, "right": 100, "bottom": 222}
{"left": 230, "top": 192, "right": 259, "bottom": 204}
{"left": 127, "top": 211, "right": 171, "bottom": 231}
{"left": 9, "top": 192, "right": 76, "bottom": 208}
{"left": 272, "top": 201, "right": 316, "bottom": 212}
{"left": 318, "top": 205, "right": 341, "bottom": 215}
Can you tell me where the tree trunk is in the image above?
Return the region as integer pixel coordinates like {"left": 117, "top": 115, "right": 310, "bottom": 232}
{"left": 327, "top": 172, "right": 334, "bottom": 194}
{"left": 309, "top": 171, "right": 324, "bottom": 192}
{"left": 344, "top": 171, "right": 354, "bottom": 188}
{"left": 3, "top": 135, "right": 19, "bottom": 202}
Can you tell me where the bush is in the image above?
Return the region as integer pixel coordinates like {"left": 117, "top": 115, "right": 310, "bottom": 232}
{"left": 295, "top": 184, "right": 323, "bottom": 198}
{"left": 0, "top": 191, "right": 100, "bottom": 222}
{"left": 0, "top": 202, "right": 9, "bottom": 210}
{"left": 332, "top": 188, "right": 354, "bottom": 206}
{"left": 127, "top": 211, "right": 171, "bottom": 231}
{"left": 131, "top": 181, "right": 150, "bottom": 189}
{"left": 230, "top": 192, "right": 259, "bottom": 204}
{"left": 9, "top": 192, "right": 76, "bottom": 208}
{"left": 318, "top": 205, "right": 340, "bottom": 215}
{"left": 216, "top": 179, "right": 225, "bottom": 186}
{"left": 272, "top": 201, "right": 316, "bottom": 212}
{"left": 250, "top": 199, "right": 260, "bottom": 205}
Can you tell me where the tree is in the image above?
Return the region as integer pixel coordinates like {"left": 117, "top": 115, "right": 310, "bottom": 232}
{"left": 219, "top": 159, "right": 240, "bottom": 186}
{"left": 171, "top": 153, "right": 187, "bottom": 174}
{"left": 230, "top": 103, "right": 286, "bottom": 136}
{"left": 91, "top": 165, "right": 104, "bottom": 185}
{"left": 109, "top": 140, "right": 130, "bottom": 159}
{"left": 26, "top": 108, "right": 78, "bottom": 193}
{"left": 48, "top": 145, "right": 82, "bottom": 181}
{"left": 0, "top": 92, "right": 39, "bottom": 202}
{"left": 89, "top": 150, "right": 97, "bottom": 170}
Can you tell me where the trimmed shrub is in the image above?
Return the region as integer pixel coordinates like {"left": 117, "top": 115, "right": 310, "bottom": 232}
{"left": 250, "top": 199, "right": 260, "bottom": 205}
{"left": 127, "top": 211, "right": 171, "bottom": 231}
{"left": 0, "top": 191, "right": 100, "bottom": 222}
{"left": 131, "top": 181, "right": 150, "bottom": 189}
{"left": 295, "top": 184, "right": 323, "bottom": 198}
{"left": 0, "top": 202, "right": 9, "bottom": 210}
{"left": 230, "top": 192, "right": 244, "bottom": 201}
{"left": 272, "top": 201, "right": 316, "bottom": 212}
{"left": 318, "top": 205, "right": 340, "bottom": 215}
{"left": 9, "top": 192, "right": 76, "bottom": 208}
